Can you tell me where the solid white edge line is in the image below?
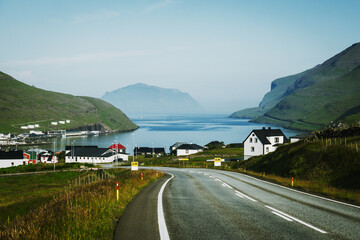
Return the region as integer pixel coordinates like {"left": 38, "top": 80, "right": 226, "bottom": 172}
{"left": 271, "top": 211, "right": 293, "bottom": 222}
{"left": 236, "top": 172, "right": 360, "bottom": 210}
{"left": 158, "top": 173, "right": 174, "bottom": 240}
{"left": 265, "top": 206, "right": 327, "bottom": 234}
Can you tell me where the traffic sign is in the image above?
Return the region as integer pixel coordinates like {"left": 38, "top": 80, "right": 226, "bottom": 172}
{"left": 214, "top": 158, "right": 221, "bottom": 167}
{"left": 131, "top": 162, "right": 139, "bottom": 171}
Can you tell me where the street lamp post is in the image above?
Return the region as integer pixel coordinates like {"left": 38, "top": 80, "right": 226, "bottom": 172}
{"left": 132, "top": 133, "right": 134, "bottom": 162}
{"left": 53, "top": 140, "right": 56, "bottom": 171}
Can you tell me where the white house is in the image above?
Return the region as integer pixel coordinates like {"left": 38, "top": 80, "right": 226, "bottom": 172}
{"left": 65, "top": 145, "right": 128, "bottom": 164}
{"left": 243, "top": 127, "right": 288, "bottom": 160}
{"left": 0, "top": 150, "right": 27, "bottom": 168}
{"left": 176, "top": 143, "right": 204, "bottom": 156}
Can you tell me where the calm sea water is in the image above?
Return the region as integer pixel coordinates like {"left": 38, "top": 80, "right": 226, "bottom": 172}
{"left": 42, "top": 114, "right": 303, "bottom": 154}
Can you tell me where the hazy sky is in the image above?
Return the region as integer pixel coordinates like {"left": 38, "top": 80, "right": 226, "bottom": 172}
{"left": 1, "top": 0, "right": 359, "bottom": 113}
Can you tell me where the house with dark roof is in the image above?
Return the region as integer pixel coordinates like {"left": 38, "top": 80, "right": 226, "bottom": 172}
{"left": 134, "top": 147, "right": 166, "bottom": 157}
{"left": 169, "top": 142, "right": 187, "bottom": 155}
{"left": 243, "top": 127, "right": 288, "bottom": 160}
{"left": 176, "top": 143, "right": 204, "bottom": 156}
{"left": 65, "top": 145, "right": 128, "bottom": 164}
{"left": 0, "top": 150, "right": 26, "bottom": 168}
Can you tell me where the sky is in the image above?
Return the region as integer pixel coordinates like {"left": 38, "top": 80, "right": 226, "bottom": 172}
{"left": 1, "top": 0, "right": 359, "bottom": 114}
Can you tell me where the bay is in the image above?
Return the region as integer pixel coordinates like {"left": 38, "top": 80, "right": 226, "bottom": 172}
{"left": 43, "top": 114, "right": 303, "bottom": 154}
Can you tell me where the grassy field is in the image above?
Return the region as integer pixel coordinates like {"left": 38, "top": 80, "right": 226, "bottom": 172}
{"left": 0, "top": 168, "right": 163, "bottom": 239}
{"left": 0, "top": 162, "right": 94, "bottom": 175}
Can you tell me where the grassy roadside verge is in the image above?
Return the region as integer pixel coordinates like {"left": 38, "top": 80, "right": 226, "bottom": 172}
{"left": 0, "top": 169, "right": 163, "bottom": 239}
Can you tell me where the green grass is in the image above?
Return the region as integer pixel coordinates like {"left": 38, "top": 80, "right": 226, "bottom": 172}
{"left": 0, "top": 169, "right": 163, "bottom": 239}
{"left": 0, "top": 171, "right": 81, "bottom": 225}
{"left": 0, "top": 162, "right": 94, "bottom": 175}
{"left": 0, "top": 71, "right": 138, "bottom": 133}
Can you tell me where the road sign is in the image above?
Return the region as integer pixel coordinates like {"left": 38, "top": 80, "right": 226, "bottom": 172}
{"left": 214, "top": 158, "right": 221, "bottom": 167}
{"left": 131, "top": 162, "right": 138, "bottom": 171}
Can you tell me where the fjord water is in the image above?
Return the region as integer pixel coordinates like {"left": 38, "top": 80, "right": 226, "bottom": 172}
{"left": 53, "top": 114, "right": 302, "bottom": 153}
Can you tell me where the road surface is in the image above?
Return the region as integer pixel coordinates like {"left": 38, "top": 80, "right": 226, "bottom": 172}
{"left": 114, "top": 167, "right": 360, "bottom": 239}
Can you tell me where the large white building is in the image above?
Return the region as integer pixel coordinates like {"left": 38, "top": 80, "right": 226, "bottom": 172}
{"left": 0, "top": 150, "right": 27, "bottom": 168}
{"left": 65, "top": 145, "right": 128, "bottom": 164}
{"left": 243, "top": 127, "right": 288, "bottom": 160}
{"left": 175, "top": 143, "right": 204, "bottom": 156}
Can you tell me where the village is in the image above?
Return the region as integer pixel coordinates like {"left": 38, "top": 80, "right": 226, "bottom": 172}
{"left": 0, "top": 127, "right": 300, "bottom": 169}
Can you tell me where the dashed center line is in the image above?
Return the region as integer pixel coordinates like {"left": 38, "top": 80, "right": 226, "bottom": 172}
{"left": 265, "top": 206, "right": 327, "bottom": 234}
{"left": 235, "top": 190, "right": 257, "bottom": 202}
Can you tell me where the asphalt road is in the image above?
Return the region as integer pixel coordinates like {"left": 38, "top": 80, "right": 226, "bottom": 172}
{"left": 114, "top": 167, "right": 360, "bottom": 240}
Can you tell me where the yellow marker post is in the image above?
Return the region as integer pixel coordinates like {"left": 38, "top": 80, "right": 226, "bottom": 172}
{"left": 291, "top": 177, "right": 294, "bottom": 187}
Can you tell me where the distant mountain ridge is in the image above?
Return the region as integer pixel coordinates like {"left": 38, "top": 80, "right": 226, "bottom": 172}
{"left": 230, "top": 43, "right": 360, "bottom": 130}
{"left": 101, "top": 83, "right": 203, "bottom": 115}
{"left": 0, "top": 71, "right": 138, "bottom": 133}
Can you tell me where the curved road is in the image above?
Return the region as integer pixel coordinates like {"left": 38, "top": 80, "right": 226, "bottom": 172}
{"left": 114, "top": 167, "right": 360, "bottom": 239}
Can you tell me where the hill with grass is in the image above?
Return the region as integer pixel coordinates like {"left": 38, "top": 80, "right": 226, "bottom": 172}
{"left": 230, "top": 43, "right": 360, "bottom": 130}
{"left": 101, "top": 83, "right": 203, "bottom": 115}
{"left": 0, "top": 71, "right": 138, "bottom": 133}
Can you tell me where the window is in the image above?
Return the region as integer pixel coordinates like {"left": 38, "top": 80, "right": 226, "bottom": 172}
{"left": 255, "top": 138, "right": 258, "bottom": 143}
{"left": 249, "top": 138, "right": 253, "bottom": 143}
{"left": 275, "top": 137, "right": 279, "bottom": 143}
{"left": 266, "top": 147, "right": 269, "bottom": 153}
{"left": 251, "top": 147, "right": 255, "bottom": 152}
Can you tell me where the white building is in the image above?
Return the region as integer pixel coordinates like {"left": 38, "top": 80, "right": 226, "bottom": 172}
{"left": 243, "top": 127, "right": 288, "bottom": 160}
{"left": 65, "top": 145, "right": 128, "bottom": 164}
{"left": 0, "top": 150, "right": 27, "bottom": 168}
{"left": 176, "top": 143, "right": 204, "bottom": 156}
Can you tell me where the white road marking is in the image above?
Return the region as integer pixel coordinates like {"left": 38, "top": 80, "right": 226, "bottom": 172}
{"left": 239, "top": 173, "right": 360, "bottom": 210}
{"left": 265, "top": 206, "right": 327, "bottom": 234}
{"left": 235, "top": 193, "right": 244, "bottom": 198}
{"left": 235, "top": 190, "right": 257, "bottom": 202}
{"left": 215, "top": 178, "right": 223, "bottom": 183}
{"left": 222, "top": 183, "right": 233, "bottom": 189}
{"left": 158, "top": 173, "right": 174, "bottom": 240}
{"left": 271, "top": 211, "right": 293, "bottom": 222}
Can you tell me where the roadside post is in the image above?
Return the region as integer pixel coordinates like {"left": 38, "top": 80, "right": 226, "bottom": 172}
{"left": 141, "top": 173, "right": 143, "bottom": 181}
{"left": 214, "top": 158, "right": 221, "bottom": 167}
{"left": 116, "top": 182, "right": 119, "bottom": 201}
{"left": 156, "top": 170, "right": 158, "bottom": 177}
{"left": 131, "top": 162, "right": 138, "bottom": 171}
{"left": 292, "top": 177, "right": 294, "bottom": 187}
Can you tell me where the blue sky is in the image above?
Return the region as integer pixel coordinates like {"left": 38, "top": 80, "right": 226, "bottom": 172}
{"left": 1, "top": 0, "right": 359, "bottom": 113}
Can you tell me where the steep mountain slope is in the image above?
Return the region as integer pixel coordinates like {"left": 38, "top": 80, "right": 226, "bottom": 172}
{"left": 0, "top": 71, "right": 138, "bottom": 133}
{"left": 231, "top": 43, "right": 360, "bottom": 130}
{"left": 230, "top": 69, "right": 310, "bottom": 119}
{"left": 102, "top": 83, "right": 203, "bottom": 115}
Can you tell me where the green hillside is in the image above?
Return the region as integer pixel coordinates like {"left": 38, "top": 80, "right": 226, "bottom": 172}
{"left": 0, "top": 71, "right": 138, "bottom": 133}
{"left": 230, "top": 70, "right": 310, "bottom": 119}
{"left": 231, "top": 42, "right": 360, "bottom": 130}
